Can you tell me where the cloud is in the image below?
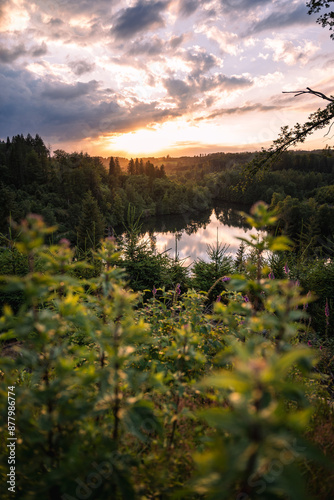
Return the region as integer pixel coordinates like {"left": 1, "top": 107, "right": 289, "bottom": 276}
{"left": 0, "top": 37, "right": 49, "bottom": 63}
{"left": 164, "top": 73, "right": 253, "bottom": 108}
{"left": 200, "top": 102, "right": 282, "bottom": 121}
{"left": 31, "top": 0, "right": 120, "bottom": 18}
{"left": 0, "top": 43, "right": 27, "bottom": 63}
{"left": 220, "top": 0, "right": 273, "bottom": 12}
{"left": 69, "top": 59, "right": 95, "bottom": 75}
{"left": 112, "top": 0, "right": 169, "bottom": 40}
{"left": 0, "top": 65, "right": 180, "bottom": 142}
{"left": 170, "top": 34, "right": 184, "bottom": 48}
{"left": 196, "top": 25, "right": 240, "bottom": 56}
{"left": 41, "top": 80, "right": 99, "bottom": 100}
{"left": 127, "top": 35, "right": 164, "bottom": 56}
{"left": 264, "top": 38, "right": 319, "bottom": 66}
{"left": 125, "top": 33, "right": 186, "bottom": 60}
{"left": 185, "top": 47, "right": 221, "bottom": 78}
{"left": 178, "top": 0, "right": 199, "bottom": 17}
{"left": 248, "top": 3, "right": 312, "bottom": 35}
{"left": 31, "top": 42, "right": 48, "bottom": 57}
{"left": 198, "top": 74, "right": 253, "bottom": 92}
{"left": 164, "top": 78, "right": 191, "bottom": 100}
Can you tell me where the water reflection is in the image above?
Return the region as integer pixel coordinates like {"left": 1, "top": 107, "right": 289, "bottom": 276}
{"left": 138, "top": 204, "right": 264, "bottom": 265}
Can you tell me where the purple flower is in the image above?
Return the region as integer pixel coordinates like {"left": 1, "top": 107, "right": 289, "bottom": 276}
{"left": 59, "top": 238, "right": 70, "bottom": 247}
{"left": 303, "top": 291, "right": 311, "bottom": 310}
{"left": 320, "top": 346, "right": 322, "bottom": 350}
{"left": 244, "top": 295, "right": 249, "bottom": 303}
{"left": 216, "top": 295, "right": 221, "bottom": 302}
{"left": 307, "top": 340, "right": 312, "bottom": 346}
{"left": 222, "top": 276, "right": 230, "bottom": 282}
{"left": 152, "top": 286, "right": 157, "bottom": 296}
{"left": 295, "top": 280, "right": 300, "bottom": 287}
{"left": 268, "top": 272, "right": 275, "bottom": 279}
{"left": 325, "top": 298, "right": 330, "bottom": 326}
{"left": 284, "top": 263, "right": 290, "bottom": 275}
{"left": 176, "top": 283, "right": 181, "bottom": 295}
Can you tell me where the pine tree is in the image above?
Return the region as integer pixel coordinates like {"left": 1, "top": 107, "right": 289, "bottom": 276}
{"left": 235, "top": 241, "right": 246, "bottom": 272}
{"left": 127, "top": 158, "right": 135, "bottom": 175}
{"left": 139, "top": 158, "right": 144, "bottom": 175}
{"left": 115, "top": 157, "right": 121, "bottom": 175}
{"left": 109, "top": 156, "right": 116, "bottom": 177}
{"left": 134, "top": 158, "right": 139, "bottom": 175}
{"left": 77, "top": 191, "right": 105, "bottom": 251}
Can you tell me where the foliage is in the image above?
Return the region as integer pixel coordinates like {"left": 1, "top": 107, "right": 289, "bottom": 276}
{"left": 307, "top": 0, "right": 334, "bottom": 39}
{"left": 192, "top": 240, "right": 234, "bottom": 300}
{"left": 0, "top": 206, "right": 332, "bottom": 499}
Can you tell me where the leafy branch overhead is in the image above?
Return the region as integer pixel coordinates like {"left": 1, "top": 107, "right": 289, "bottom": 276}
{"left": 242, "top": 88, "right": 334, "bottom": 186}
{"left": 307, "top": 0, "right": 334, "bottom": 39}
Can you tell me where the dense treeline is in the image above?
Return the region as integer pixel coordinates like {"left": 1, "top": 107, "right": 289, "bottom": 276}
{"left": 1, "top": 134, "right": 334, "bottom": 258}
{"left": 176, "top": 150, "right": 334, "bottom": 254}
{"left": 0, "top": 135, "right": 213, "bottom": 246}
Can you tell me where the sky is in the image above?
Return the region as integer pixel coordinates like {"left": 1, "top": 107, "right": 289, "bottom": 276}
{"left": 0, "top": 0, "right": 333, "bottom": 157}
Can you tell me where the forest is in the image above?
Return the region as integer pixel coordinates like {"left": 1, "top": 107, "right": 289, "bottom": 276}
{"left": 0, "top": 133, "right": 334, "bottom": 499}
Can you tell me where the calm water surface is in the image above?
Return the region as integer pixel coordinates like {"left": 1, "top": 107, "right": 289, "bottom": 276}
{"left": 138, "top": 204, "right": 264, "bottom": 265}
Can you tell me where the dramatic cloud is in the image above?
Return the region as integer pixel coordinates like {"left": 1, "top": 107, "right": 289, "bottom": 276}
{"left": 127, "top": 35, "right": 165, "bottom": 56}
{"left": 201, "top": 102, "right": 283, "bottom": 120}
{"left": 0, "top": 0, "right": 333, "bottom": 155}
{"left": 0, "top": 65, "right": 179, "bottom": 142}
{"left": 31, "top": 42, "right": 48, "bottom": 57}
{"left": 112, "top": 1, "right": 169, "bottom": 39}
{"left": 178, "top": 0, "right": 200, "bottom": 17}
{"left": 185, "top": 47, "right": 221, "bottom": 78}
{"left": 0, "top": 44, "right": 27, "bottom": 63}
{"left": 264, "top": 38, "right": 319, "bottom": 66}
{"left": 220, "top": 0, "right": 273, "bottom": 12}
{"left": 0, "top": 41, "right": 47, "bottom": 63}
{"left": 69, "top": 60, "right": 95, "bottom": 76}
{"left": 41, "top": 80, "right": 99, "bottom": 101}
{"left": 248, "top": 3, "right": 312, "bottom": 35}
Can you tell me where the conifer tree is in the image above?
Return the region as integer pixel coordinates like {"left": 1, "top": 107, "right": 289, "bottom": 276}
{"left": 127, "top": 158, "right": 135, "bottom": 175}
{"left": 134, "top": 158, "right": 140, "bottom": 175}
{"left": 108, "top": 156, "right": 116, "bottom": 177}
{"left": 77, "top": 191, "right": 105, "bottom": 251}
{"left": 115, "top": 157, "right": 121, "bottom": 174}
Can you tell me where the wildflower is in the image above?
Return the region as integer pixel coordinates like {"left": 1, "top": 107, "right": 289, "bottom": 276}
{"left": 222, "top": 276, "right": 230, "bottom": 282}
{"left": 307, "top": 340, "right": 312, "bottom": 346}
{"left": 216, "top": 295, "right": 221, "bottom": 302}
{"left": 244, "top": 295, "right": 249, "bottom": 303}
{"left": 303, "top": 291, "right": 311, "bottom": 310}
{"left": 295, "top": 280, "right": 300, "bottom": 287}
{"left": 284, "top": 263, "right": 290, "bottom": 275}
{"left": 325, "top": 298, "right": 330, "bottom": 326}
{"left": 268, "top": 272, "right": 275, "bottom": 279}
{"left": 320, "top": 346, "right": 322, "bottom": 350}
{"left": 59, "top": 238, "right": 70, "bottom": 247}
{"left": 152, "top": 286, "right": 157, "bottom": 297}
{"left": 176, "top": 283, "right": 181, "bottom": 295}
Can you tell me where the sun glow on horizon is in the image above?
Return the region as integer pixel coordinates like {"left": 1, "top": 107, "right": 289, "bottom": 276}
{"left": 104, "top": 117, "right": 263, "bottom": 157}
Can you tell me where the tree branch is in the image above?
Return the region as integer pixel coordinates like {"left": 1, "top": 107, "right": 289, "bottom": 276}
{"left": 239, "top": 88, "right": 334, "bottom": 188}
{"left": 282, "top": 87, "right": 334, "bottom": 103}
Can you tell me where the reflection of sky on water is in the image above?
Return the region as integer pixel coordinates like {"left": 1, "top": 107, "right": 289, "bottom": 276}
{"left": 142, "top": 211, "right": 264, "bottom": 265}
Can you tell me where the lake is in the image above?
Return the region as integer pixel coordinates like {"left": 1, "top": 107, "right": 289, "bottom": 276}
{"left": 137, "top": 204, "right": 264, "bottom": 266}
